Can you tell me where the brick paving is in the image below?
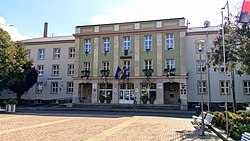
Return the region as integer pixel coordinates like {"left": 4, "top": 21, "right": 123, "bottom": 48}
{"left": 0, "top": 113, "right": 222, "bottom": 141}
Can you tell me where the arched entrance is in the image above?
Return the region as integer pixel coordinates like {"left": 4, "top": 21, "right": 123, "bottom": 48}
{"left": 78, "top": 83, "right": 92, "bottom": 103}
{"left": 163, "top": 82, "right": 180, "bottom": 104}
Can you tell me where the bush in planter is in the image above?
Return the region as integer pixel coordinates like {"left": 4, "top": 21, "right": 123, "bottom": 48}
{"left": 106, "top": 96, "right": 111, "bottom": 103}
{"left": 141, "top": 96, "right": 148, "bottom": 104}
{"left": 99, "top": 95, "right": 105, "bottom": 103}
{"left": 149, "top": 97, "right": 156, "bottom": 104}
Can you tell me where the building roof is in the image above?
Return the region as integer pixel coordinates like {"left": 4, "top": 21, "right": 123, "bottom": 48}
{"left": 187, "top": 26, "right": 219, "bottom": 33}
{"left": 20, "top": 35, "right": 74, "bottom": 43}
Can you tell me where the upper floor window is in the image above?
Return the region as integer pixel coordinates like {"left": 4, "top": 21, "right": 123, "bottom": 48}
{"left": 67, "top": 82, "right": 74, "bottom": 93}
{"left": 197, "top": 60, "right": 206, "bottom": 73}
{"left": 52, "top": 65, "right": 59, "bottom": 76}
{"left": 123, "top": 36, "right": 130, "bottom": 51}
{"left": 196, "top": 39, "right": 205, "bottom": 53}
{"left": 69, "top": 47, "right": 75, "bottom": 58}
{"left": 83, "top": 62, "right": 90, "bottom": 71}
{"left": 144, "top": 59, "right": 152, "bottom": 69}
{"left": 197, "top": 81, "right": 207, "bottom": 94}
{"left": 68, "top": 64, "right": 74, "bottom": 76}
{"left": 103, "top": 37, "right": 110, "bottom": 53}
{"left": 244, "top": 81, "right": 250, "bottom": 94}
{"left": 27, "top": 49, "right": 31, "bottom": 60}
{"left": 123, "top": 60, "right": 130, "bottom": 70}
{"left": 102, "top": 61, "right": 109, "bottom": 70}
{"left": 36, "top": 82, "right": 43, "bottom": 93}
{"left": 220, "top": 81, "right": 230, "bottom": 95}
{"left": 37, "top": 65, "right": 44, "bottom": 76}
{"left": 165, "top": 33, "right": 174, "bottom": 50}
{"left": 38, "top": 49, "right": 45, "bottom": 60}
{"left": 144, "top": 35, "right": 152, "bottom": 51}
{"left": 85, "top": 39, "right": 91, "bottom": 54}
{"left": 53, "top": 48, "right": 60, "bottom": 59}
{"left": 165, "top": 59, "right": 175, "bottom": 69}
{"left": 51, "top": 82, "right": 58, "bottom": 94}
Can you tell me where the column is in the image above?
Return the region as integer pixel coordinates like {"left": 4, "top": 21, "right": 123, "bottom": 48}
{"left": 134, "top": 34, "right": 140, "bottom": 76}
{"left": 92, "top": 82, "right": 98, "bottom": 103}
{"left": 157, "top": 33, "right": 163, "bottom": 76}
{"left": 93, "top": 37, "right": 99, "bottom": 77}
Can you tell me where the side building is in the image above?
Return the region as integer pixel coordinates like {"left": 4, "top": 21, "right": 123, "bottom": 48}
{"left": 0, "top": 35, "right": 75, "bottom": 104}
{"left": 186, "top": 22, "right": 250, "bottom": 109}
{"left": 73, "top": 18, "right": 189, "bottom": 110}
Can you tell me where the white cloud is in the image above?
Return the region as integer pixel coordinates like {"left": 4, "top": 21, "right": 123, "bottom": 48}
{"left": 91, "top": 0, "right": 242, "bottom": 27}
{"left": 0, "top": 16, "right": 31, "bottom": 41}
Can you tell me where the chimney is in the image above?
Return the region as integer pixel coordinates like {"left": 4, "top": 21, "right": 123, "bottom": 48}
{"left": 43, "top": 22, "right": 48, "bottom": 38}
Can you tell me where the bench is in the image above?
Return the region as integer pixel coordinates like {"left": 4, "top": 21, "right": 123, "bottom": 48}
{"left": 241, "top": 132, "right": 250, "bottom": 141}
{"left": 196, "top": 113, "right": 214, "bottom": 126}
{"left": 0, "top": 106, "right": 5, "bottom": 112}
{"left": 192, "top": 112, "right": 207, "bottom": 122}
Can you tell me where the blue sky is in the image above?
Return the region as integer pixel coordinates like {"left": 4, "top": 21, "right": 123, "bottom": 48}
{"left": 0, "top": 0, "right": 243, "bottom": 41}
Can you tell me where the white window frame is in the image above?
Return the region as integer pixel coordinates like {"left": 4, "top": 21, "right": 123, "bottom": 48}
{"left": 165, "top": 33, "right": 174, "bottom": 50}
{"left": 83, "top": 62, "right": 90, "bottom": 71}
{"left": 38, "top": 49, "right": 45, "bottom": 60}
{"left": 123, "top": 60, "right": 130, "bottom": 69}
{"left": 53, "top": 48, "right": 60, "bottom": 59}
{"left": 220, "top": 81, "right": 230, "bottom": 95}
{"left": 197, "top": 81, "right": 207, "bottom": 95}
{"left": 123, "top": 36, "right": 130, "bottom": 51}
{"left": 144, "top": 59, "right": 152, "bottom": 69}
{"left": 85, "top": 39, "right": 91, "bottom": 53}
{"left": 244, "top": 81, "right": 250, "bottom": 94}
{"left": 68, "top": 64, "right": 74, "bottom": 76}
{"left": 103, "top": 37, "right": 110, "bottom": 53}
{"left": 144, "top": 35, "right": 152, "bottom": 51}
{"left": 102, "top": 61, "right": 109, "bottom": 70}
{"left": 197, "top": 60, "right": 206, "bottom": 73}
{"left": 52, "top": 65, "right": 59, "bottom": 76}
{"left": 51, "top": 82, "right": 58, "bottom": 94}
{"left": 36, "top": 82, "right": 43, "bottom": 94}
{"left": 196, "top": 39, "right": 205, "bottom": 53}
{"left": 37, "top": 65, "right": 44, "bottom": 76}
{"left": 69, "top": 47, "right": 75, "bottom": 59}
{"left": 165, "top": 59, "right": 175, "bottom": 69}
{"left": 67, "top": 82, "right": 74, "bottom": 94}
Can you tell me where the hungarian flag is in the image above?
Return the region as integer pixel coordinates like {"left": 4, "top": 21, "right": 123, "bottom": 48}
{"left": 114, "top": 66, "right": 121, "bottom": 79}
{"left": 239, "top": 0, "right": 250, "bottom": 23}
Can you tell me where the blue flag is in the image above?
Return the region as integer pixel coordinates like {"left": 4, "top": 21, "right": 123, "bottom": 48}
{"left": 114, "top": 66, "right": 121, "bottom": 79}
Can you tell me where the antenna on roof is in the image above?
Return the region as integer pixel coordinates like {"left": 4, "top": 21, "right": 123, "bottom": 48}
{"left": 186, "top": 20, "right": 190, "bottom": 26}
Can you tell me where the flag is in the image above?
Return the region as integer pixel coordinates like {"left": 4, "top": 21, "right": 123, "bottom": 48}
{"left": 120, "top": 66, "right": 128, "bottom": 79}
{"left": 239, "top": 0, "right": 250, "bottom": 23}
{"left": 114, "top": 66, "right": 121, "bottom": 79}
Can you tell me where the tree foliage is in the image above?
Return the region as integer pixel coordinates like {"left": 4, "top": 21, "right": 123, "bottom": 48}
{"left": 212, "top": 13, "right": 250, "bottom": 75}
{"left": 0, "top": 28, "right": 38, "bottom": 100}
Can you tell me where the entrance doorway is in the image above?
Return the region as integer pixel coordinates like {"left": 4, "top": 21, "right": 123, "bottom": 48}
{"left": 163, "top": 82, "right": 180, "bottom": 104}
{"left": 119, "top": 83, "right": 134, "bottom": 104}
{"left": 79, "top": 83, "right": 92, "bottom": 103}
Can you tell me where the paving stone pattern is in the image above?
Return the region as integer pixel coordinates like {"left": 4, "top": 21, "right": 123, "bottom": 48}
{"left": 0, "top": 114, "right": 222, "bottom": 141}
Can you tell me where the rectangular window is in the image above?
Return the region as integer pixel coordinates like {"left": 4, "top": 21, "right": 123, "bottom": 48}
{"left": 102, "top": 61, "right": 109, "bottom": 70}
{"left": 144, "top": 59, "right": 152, "bottom": 69}
{"left": 165, "top": 59, "right": 175, "bottom": 69}
{"left": 68, "top": 64, "right": 74, "bottom": 75}
{"left": 51, "top": 82, "right": 58, "bottom": 94}
{"left": 85, "top": 39, "right": 91, "bottom": 53}
{"left": 123, "top": 36, "right": 130, "bottom": 51}
{"left": 52, "top": 65, "right": 59, "bottom": 76}
{"left": 37, "top": 65, "right": 44, "bottom": 76}
{"left": 83, "top": 62, "right": 90, "bottom": 71}
{"left": 27, "top": 49, "right": 31, "bottom": 60}
{"left": 197, "top": 60, "right": 206, "bottom": 73}
{"left": 123, "top": 60, "right": 130, "bottom": 69}
{"left": 244, "top": 81, "right": 250, "bottom": 94}
{"left": 69, "top": 47, "right": 75, "bottom": 58}
{"left": 196, "top": 39, "right": 205, "bottom": 53}
{"left": 220, "top": 81, "right": 230, "bottom": 95}
{"left": 38, "top": 49, "right": 45, "bottom": 60}
{"left": 166, "top": 33, "right": 174, "bottom": 50}
{"left": 36, "top": 82, "right": 43, "bottom": 93}
{"left": 144, "top": 35, "right": 152, "bottom": 51}
{"left": 67, "top": 82, "right": 74, "bottom": 93}
{"left": 103, "top": 37, "right": 110, "bottom": 53}
{"left": 53, "top": 48, "right": 60, "bottom": 59}
{"left": 197, "top": 81, "right": 207, "bottom": 94}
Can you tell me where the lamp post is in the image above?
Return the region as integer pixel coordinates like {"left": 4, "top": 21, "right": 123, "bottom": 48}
{"left": 199, "top": 46, "right": 205, "bottom": 136}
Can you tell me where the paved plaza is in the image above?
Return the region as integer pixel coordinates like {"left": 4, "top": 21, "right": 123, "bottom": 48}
{"left": 0, "top": 112, "right": 222, "bottom": 141}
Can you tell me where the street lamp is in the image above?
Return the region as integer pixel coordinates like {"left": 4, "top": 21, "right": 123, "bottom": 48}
{"left": 164, "top": 67, "right": 176, "bottom": 83}
{"left": 198, "top": 46, "right": 205, "bottom": 136}
{"left": 142, "top": 68, "right": 154, "bottom": 81}
{"left": 81, "top": 70, "right": 90, "bottom": 79}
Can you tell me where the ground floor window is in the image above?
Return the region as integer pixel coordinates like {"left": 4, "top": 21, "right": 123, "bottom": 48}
{"left": 119, "top": 83, "right": 134, "bottom": 103}
{"left": 99, "top": 83, "right": 113, "bottom": 103}
{"left": 141, "top": 83, "right": 156, "bottom": 104}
